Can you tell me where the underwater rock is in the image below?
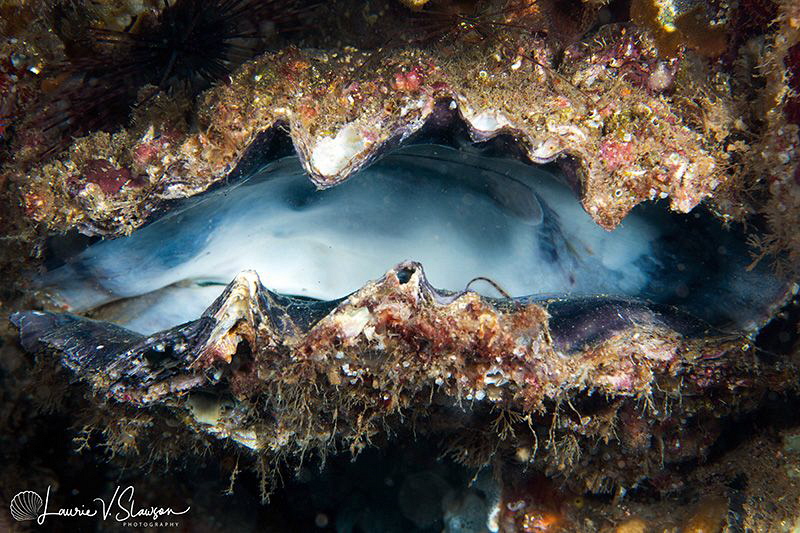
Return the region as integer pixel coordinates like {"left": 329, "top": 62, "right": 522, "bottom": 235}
{"left": 630, "top": 0, "right": 729, "bottom": 57}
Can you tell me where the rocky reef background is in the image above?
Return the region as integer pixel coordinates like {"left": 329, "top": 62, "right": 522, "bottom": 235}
{"left": 0, "top": 0, "right": 799, "bottom": 531}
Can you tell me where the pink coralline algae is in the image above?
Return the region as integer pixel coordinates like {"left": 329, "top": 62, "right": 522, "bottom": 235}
{"left": 80, "top": 159, "right": 136, "bottom": 195}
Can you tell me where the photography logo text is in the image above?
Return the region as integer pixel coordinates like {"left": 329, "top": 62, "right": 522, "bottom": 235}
{"left": 9, "top": 485, "right": 190, "bottom": 527}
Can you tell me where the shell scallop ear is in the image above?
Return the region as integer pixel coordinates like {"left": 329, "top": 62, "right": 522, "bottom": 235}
{"left": 10, "top": 311, "right": 60, "bottom": 352}
{"left": 9, "top": 490, "right": 44, "bottom": 521}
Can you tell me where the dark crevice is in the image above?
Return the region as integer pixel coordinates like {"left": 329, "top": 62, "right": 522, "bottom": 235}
{"left": 230, "top": 339, "right": 255, "bottom": 374}
{"left": 754, "top": 293, "right": 800, "bottom": 361}
{"left": 397, "top": 266, "right": 415, "bottom": 284}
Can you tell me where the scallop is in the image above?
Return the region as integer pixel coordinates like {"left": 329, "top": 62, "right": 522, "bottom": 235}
{"left": 10, "top": 135, "right": 796, "bottom": 507}
{"left": 9, "top": 490, "right": 43, "bottom": 522}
